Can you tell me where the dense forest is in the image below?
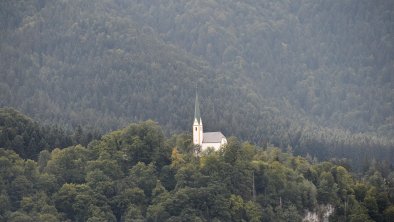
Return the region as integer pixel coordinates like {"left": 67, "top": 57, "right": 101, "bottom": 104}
{"left": 0, "top": 0, "right": 393, "bottom": 167}
{"left": 0, "top": 1, "right": 393, "bottom": 220}
{"left": 0, "top": 108, "right": 101, "bottom": 160}
{"left": 1, "top": 118, "right": 394, "bottom": 221}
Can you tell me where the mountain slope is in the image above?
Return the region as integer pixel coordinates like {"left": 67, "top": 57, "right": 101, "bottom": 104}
{"left": 0, "top": 0, "right": 393, "bottom": 164}
{"left": 0, "top": 0, "right": 284, "bottom": 137}
{"left": 122, "top": 0, "right": 394, "bottom": 136}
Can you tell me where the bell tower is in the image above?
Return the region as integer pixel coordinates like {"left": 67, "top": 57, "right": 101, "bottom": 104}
{"left": 193, "top": 92, "right": 203, "bottom": 145}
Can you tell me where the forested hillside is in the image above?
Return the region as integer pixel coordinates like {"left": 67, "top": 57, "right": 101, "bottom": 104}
{"left": 1, "top": 121, "right": 393, "bottom": 221}
{"left": 0, "top": 108, "right": 100, "bottom": 159}
{"left": 0, "top": 0, "right": 393, "bottom": 165}
{"left": 136, "top": 0, "right": 394, "bottom": 135}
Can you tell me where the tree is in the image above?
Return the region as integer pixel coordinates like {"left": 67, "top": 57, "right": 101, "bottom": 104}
{"left": 86, "top": 205, "right": 116, "bottom": 222}
{"left": 0, "top": 193, "right": 11, "bottom": 216}
{"left": 8, "top": 211, "right": 32, "bottom": 222}
{"left": 146, "top": 203, "right": 169, "bottom": 222}
{"left": 37, "top": 150, "right": 51, "bottom": 173}
{"left": 10, "top": 175, "right": 32, "bottom": 209}
{"left": 124, "top": 204, "right": 144, "bottom": 222}
{"left": 112, "top": 187, "right": 146, "bottom": 220}
{"left": 364, "top": 191, "right": 381, "bottom": 221}
{"left": 229, "top": 195, "right": 244, "bottom": 221}
{"left": 53, "top": 183, "right": 78, "bottom": 220}
{"left": 129, "top": 162, "right": 157, "bottom": 198}
{"left": 349, "top": 204, "right": 373, "bottom": 222}
{"left": 245, "top": 201, "right": 263, "bottom": 222}
{"left": 275, "top": 205, "right": 302, "bottom": 222}
{"left": 86, "top": 169, "right": 115, "bottom": 197}
{"left": 53, "top": 183, "right": 103, "bottom": 221}
{"left": 45, "top": 145, "right": 92, "bottom": 184}
{"left": 384, "top": 205, "right": 394, "bottom": 222}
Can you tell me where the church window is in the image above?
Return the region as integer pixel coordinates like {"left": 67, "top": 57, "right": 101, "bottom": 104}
{"left": 195, "top": 127, "right": 197, "bottom": 131}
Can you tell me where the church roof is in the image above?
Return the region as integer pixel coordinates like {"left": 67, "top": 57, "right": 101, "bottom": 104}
{"left": 194, "top": 92, "right": 201, "bottom": 124}
{"left": 203, "top": 132, "right": 225, "bottom": 143}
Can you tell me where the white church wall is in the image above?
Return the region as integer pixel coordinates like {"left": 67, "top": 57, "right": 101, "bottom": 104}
{"left": 193, "top": 120, "right": 203, "bottom": 145}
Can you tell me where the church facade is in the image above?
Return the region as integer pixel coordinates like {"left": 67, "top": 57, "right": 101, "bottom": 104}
{"left": 193, "top": 93, "right": 227, "bottom": 151}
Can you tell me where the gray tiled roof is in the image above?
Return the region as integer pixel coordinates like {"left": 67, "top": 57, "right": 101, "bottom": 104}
{"left": 203, "top": 132, "right": 225, "bottom": 143}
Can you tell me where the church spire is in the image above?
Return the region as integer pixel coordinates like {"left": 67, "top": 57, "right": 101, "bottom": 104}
{"left": 194, "top": 92, "right": 201, "bottom": 124}
{"left": 193, "top": 91, "right": 203, "bottom": 146}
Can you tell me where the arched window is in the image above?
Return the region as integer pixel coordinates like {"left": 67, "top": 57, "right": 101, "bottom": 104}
{"left": 195, "top": 127, "right": 197, "bottom": 131}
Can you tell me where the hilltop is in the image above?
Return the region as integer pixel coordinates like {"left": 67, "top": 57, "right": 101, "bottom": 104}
{"left": 1, "top": 120, "right": 393, "bottom": 221}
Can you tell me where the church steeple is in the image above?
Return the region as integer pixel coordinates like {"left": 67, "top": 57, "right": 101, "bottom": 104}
{"left": 194, "top": 92, "right": 201, "bottom": 124}
{"left": 191, "top": 91, "right": 227, "bottom": 151}
{"left": 193, "top": 91, "right": 203, "bottom": 145}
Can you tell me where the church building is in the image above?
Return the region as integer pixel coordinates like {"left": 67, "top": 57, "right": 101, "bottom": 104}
{"left": 193, "top": 93, "right": 227, "bottom": 151}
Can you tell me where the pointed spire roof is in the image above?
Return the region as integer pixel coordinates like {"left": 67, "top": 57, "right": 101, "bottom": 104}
{"left": 194, "top": 92, "right": 201, "bottom": 124}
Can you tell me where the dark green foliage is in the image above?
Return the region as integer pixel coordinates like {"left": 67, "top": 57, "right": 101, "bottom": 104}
{"left": 0, "top": 108, "right": 100, "bottom": 160}
{"left": 0, "top": 108, "right": 72, "bottom": 159}
{"left": 0, "top": 0, "right": 393, "bottom": 169}
{"left": 1, "top": 0, "right": 394, "bottom": 220}
{"left": 0, "top": 121, "right": 393, "bottom": 221}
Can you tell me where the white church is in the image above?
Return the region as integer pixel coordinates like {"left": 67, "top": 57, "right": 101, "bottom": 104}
{"left": 193, "top": 93, "right": 227, "bottom": 151}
